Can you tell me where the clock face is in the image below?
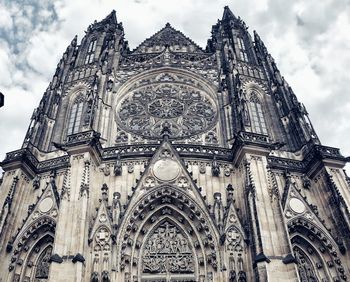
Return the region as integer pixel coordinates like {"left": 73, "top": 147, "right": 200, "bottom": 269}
{"left": 115, "top": 82, "right": 217, "bottom": 140}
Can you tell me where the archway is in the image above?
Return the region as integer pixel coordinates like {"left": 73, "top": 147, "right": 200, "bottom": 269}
{"left": 116, "top": 185, "right": 221, "bottom": 281}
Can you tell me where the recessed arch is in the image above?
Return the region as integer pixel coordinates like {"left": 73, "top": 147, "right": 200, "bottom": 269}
{"left": 288, "top": 217, "right": 347, "bottom": 281}
{"left": 116, "top": 185, "right": 221, "bottom": 281}
{"left": 9, "top": 217, "right": 56, "bottom": 282}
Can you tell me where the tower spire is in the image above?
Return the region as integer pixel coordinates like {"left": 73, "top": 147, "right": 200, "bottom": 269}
{"left": 222, "top": 5, "right": 237, "bottom": 21}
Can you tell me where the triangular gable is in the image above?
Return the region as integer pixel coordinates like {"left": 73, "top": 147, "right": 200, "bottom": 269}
{"left": 133, "top": 23, "right": 204, "bottom": 54}
{"left": 89, "top": 199, "right": 113, "bottom": 242}
{"left": 12, "top": 179, "right": 60, "bottom": 245}
{"left": 224, "top": 200, "right": 245, "bottom": 237}
{"left": 283, "top": 182, "right": 334, "bottom": 236}
{"left": 126, "top": 140, "right": 209, "bottom": 213}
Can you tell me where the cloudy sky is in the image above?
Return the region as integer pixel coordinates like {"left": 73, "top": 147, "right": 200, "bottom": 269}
{"left": 0, "top": 0, "right": 349, "bottom": 173}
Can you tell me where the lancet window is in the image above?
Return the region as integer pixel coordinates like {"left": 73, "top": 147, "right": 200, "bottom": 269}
{"left": 237, "top": 37, "right": 249, "bottom": 62}
{"left": 67, "top": 95, "right": 85, "bottom": 135}
{"left": 248, "top": 92, "right": 267, "bottom": 135}
{"left": 85, "top": 39, "right": 97, "bottom": 64}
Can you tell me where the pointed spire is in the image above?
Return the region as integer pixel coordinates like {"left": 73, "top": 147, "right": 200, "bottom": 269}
{"left": 222, "top": 5, "right": 237, "bottom": 21}
{"left": 100, "top": 9, "right": 117, "bottom": 25}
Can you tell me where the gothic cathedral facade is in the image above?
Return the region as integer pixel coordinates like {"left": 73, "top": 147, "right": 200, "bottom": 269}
{"left": 1, "top": 7, "right": 350, "bottom": 282}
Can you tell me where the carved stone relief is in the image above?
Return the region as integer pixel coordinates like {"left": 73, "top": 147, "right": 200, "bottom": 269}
{"left": 142, "top": 221, "right": 195, "bottom": 275}
{"left": 35, "top": 245, "right": 53, "bottom": 279}
{"left": 116, "top": 82, "right": 217, "bottom": 140}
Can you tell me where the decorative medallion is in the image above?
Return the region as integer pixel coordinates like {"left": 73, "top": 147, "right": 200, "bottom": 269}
{"left": 39, "top": 197, "right": 53, "bottom": 213}
{"left": 153, "top": 159, "right": 180, "bottom": 181}
{"left": 116, "top": 82, "right": 217, "bottom": 139}
{"left": 289, "top": 198, "right": 306, "bottom": 214}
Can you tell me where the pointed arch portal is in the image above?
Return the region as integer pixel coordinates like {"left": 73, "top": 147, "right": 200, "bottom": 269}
{"left": 116, "top": 185, "right": 221, "bottom": 281}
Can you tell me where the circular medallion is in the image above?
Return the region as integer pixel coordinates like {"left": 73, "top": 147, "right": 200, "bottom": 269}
{"left": 116, "top": 81, "right": 217, "bottom": 139}
{"left": 39, "top": 197, "right": 54, "bottom": 213}
{"left": 153, "top": 159, "right": 180, "bottom": 181}
{"left": 289, "top": 198, "right": 306, "bottom": 214}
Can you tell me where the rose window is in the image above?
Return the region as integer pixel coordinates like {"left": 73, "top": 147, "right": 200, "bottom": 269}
{"left": 116, "top": 83, "right": 217, "bottom": 139}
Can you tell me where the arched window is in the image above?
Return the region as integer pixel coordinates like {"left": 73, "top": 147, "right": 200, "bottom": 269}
{"left": 237, "top": 37, "right": 248, "bottom": 62}
{"left": 67, "top": 95, "right": 85, "bottom": 135}
{"left": 248, "top": 91, "right": 267, "bottom": 135}
{"left": 85, "top": 39, "right": 97, "bottom": 64}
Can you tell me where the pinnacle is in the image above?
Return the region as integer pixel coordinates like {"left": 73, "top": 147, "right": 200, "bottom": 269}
{"left": 100, "top": 9, "right": 117, "bottom": 24}
{"left": 222, "top": 5, "right": 237, "bottom": 21}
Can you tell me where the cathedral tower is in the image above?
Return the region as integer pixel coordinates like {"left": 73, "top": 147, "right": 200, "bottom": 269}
{"left": 1, "top": 7, "right": 350, "bottom": 282}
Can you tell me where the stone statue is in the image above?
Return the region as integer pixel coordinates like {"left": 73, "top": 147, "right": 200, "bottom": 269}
{"left": 112, "top": 192, "right": 121, "bottom": 226}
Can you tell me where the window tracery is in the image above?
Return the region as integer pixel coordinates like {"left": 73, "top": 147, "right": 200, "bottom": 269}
{"left": 237, "top": 37, "right": 248, "bottom": 62}
{"left": 248, "top": 91, "right": 267, "bottom": 135}
{"left": 85, "top": 39, "right": 97, "bottom": 64}
{"left": 67, "top": 94, "right": 85, "bottom": 135}
{"left": 116, "top": 83, "right": 217, "bottom": 139}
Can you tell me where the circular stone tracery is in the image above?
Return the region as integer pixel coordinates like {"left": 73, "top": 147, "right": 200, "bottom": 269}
{"left": 148, "top": 98, "right": 184, "bottom": 119}
{"left": 116, "top": 82, "right": 217, "bottom": 139}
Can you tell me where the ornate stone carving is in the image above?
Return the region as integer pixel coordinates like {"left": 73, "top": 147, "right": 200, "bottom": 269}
{"left": 114, "top": 154, "right": 122, "bottom": 176}
{"left": 35, "top": 246, "right": 53, "bottom": 279}
{"left": 116, "top": 82, "right": 217, "bottom": 140}
{"left": 115, "top": 131, "right": 128, "bottom": 144}
{"left": 32, "top": 175, "right": 40, "bottom": 190}
{"left": 294, "top": 246, "right": 318, "bottom": 282}
{"left": 142, "top": 221, "right": 195, "bottom": 275}
{"left": 204, "top": 131, "right": 218, "bottom": 144}
{"left": 199, "top": 162, "right": 207, "bottom": 174}
{"left": 226, "top": 226, "right": 243, "bottom": 253}
{"left": 211, "top": 156, "right": 220, "bottom": 177}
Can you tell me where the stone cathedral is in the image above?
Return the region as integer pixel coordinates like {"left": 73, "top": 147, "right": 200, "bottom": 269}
{"left": 1, "top": 7, "right": 350, "bottom": 282}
